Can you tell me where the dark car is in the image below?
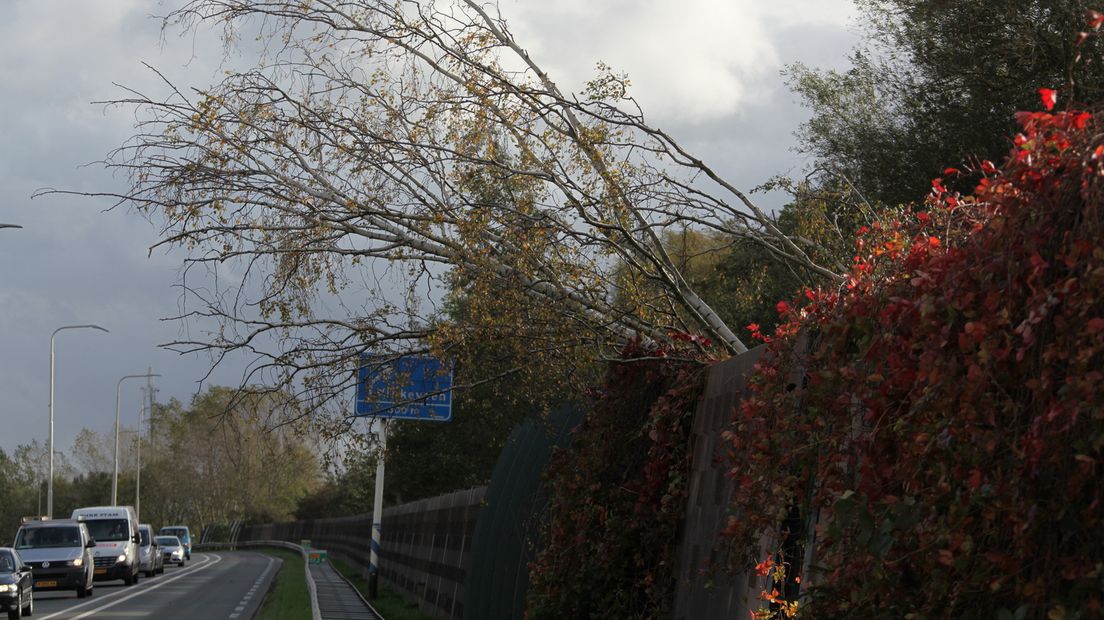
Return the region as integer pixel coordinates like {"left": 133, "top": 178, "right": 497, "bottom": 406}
{"left": 13, "top": 518, "right": 95, "bottom": 598}
{"left": 0, "top": 548, "right": 34, "bottom": 619}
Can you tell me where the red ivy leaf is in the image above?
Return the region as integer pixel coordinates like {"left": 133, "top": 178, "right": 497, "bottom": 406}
{"left": 968, "top": 469, "right": 983, "bottom": 490}
{"left": 1087, "top": 317, "right": 1104, "bottom": 334}
{"left": 1038, "top": 88, "right": 1058, "bottom": 111}
{"left": 1070, "top": 111, "right": 1092, "bottom": 130}
{"left": 1088, "top": 9, "right": 1104, "bottom": 30}
{"left": 775, "top": 300, "right": 791, "bottom": 316}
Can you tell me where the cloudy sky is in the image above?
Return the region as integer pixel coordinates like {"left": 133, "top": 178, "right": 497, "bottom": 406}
{"left": 0, "top": 0, "right": 859, "bottom": 457}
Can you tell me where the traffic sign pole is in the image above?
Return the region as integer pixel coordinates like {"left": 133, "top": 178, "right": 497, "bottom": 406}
{"left": 368, "top": 420, "right": 386, "bottom": 599}
{"left": 356, "top": 354, "right": 452, "bottom": 598}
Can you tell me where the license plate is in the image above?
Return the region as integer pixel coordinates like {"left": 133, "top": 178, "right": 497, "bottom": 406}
{"left": 94, "top": 568, "right": 107, "bottom": 575}
{"left": 35, "top": 580, "right": 57, "bottom": 588}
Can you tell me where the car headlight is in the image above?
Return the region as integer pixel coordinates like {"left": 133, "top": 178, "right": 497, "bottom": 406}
{"left": 0, "top": 584, "right": 16, "bottom": 593}
{"left": 117, "top": 554, "right": 127, "bottom": 563}
{"left": 69, "top": 557, "right": 84, "bottom": 567}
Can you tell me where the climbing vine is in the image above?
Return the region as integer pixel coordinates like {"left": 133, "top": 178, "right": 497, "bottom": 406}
{"left": 726, "top": 91, "right": 1104, "bottom": 618}
{"left": 527, "top": 338, "right": 707, "bottom": 619}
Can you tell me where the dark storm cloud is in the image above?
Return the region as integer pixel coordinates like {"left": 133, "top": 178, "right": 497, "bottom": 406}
{"left": 1, "top": 1, "right": 248, "bottom": 455}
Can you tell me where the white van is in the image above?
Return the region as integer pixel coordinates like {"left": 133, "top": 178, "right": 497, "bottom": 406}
{"left": 70, "top": 506, "right": 141, "bottom": 586}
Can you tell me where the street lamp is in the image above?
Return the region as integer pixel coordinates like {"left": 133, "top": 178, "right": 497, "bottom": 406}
{"left": 0, "top": 224, "right": 22, "bottom": 229}
{"left": 113, "top": 373, "right": 159, "bottom": 506}
{"left": 48, "top": 324, "right": 109, "bottom": 518}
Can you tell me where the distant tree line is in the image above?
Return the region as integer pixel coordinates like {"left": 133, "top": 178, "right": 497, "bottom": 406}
{"left": 0, "top": 386, "right": 320, "bottom": 542}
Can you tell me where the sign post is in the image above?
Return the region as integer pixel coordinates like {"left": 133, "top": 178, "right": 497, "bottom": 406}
{"left": 356, "top": 355, "right": 453, "bottom": 598}
{"left": 369, "top": 421, "right": 386, "bottom": 598}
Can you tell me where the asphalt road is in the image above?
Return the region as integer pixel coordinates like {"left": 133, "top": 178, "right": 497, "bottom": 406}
{"left": 30, "top": 552, "right": 280, "bottom": 620}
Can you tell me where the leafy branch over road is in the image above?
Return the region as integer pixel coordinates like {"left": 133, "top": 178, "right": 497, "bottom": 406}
{"left": 69, "top": 0, "right": 847, "bottom": 412}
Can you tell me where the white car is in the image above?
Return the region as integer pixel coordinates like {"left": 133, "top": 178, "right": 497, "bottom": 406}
{"left": 158, "top": 526, "right": 192, "bottom": 561}
{"left": 155, "top": 537, "right": 185, "bottom": 567}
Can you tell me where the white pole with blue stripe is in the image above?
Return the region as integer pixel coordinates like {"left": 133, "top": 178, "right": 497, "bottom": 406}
{"left": 368, "top": 419, "right": 386, "bottom": 598}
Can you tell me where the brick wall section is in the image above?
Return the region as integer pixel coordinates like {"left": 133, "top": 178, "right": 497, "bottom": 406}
{"left": 672, "top": 346, "right": 765, "bottom": 620}
{"left": 237, "top": 487, "right": 485, "bottom": 620}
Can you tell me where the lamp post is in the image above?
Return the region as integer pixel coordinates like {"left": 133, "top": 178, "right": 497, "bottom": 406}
{"left": 48, "top": 324, "right": 109, "bottom": 518}
{"left": 113, "top": 372, "right": 159, "bottom": 506}
{"left": 0, "top": 224, "right": 22, "bottom": 229}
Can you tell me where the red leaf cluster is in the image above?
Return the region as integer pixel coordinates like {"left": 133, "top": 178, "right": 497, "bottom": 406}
{"left": 1039, "top": 87, "right": 1059, "bottom": 111}
{"left": 724, "top": 107, "right": 1104, "bottom": 617}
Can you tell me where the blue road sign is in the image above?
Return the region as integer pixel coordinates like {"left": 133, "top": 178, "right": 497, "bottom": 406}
{"left": 355, "top": 355, "right": 453, "bottom": 421}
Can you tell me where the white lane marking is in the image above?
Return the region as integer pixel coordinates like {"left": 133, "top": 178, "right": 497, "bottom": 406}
{"left": 36, "top": 554, "right": 216, "bottom": 620}
{"left": 229, "top": 554, "right": 277, "bottom": 619}
{"left": 38, "top": 553, "right": 222, "bottom": 620}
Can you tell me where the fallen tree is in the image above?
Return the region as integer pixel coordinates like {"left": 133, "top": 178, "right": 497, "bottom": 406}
{"left": 59, "top": 0, "right": 846, "bottom": 413}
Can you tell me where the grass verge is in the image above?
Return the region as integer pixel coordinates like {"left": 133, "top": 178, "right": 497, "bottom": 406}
{"left": 330, "top": 557, "right": 434, "bottom": 620}
{"left": 255, "top": 548, "right": 311, "bottom": 620}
